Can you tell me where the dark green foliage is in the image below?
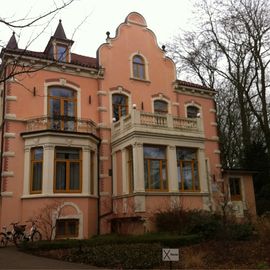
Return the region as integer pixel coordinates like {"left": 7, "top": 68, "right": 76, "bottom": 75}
{"left": 20, "top": 233, "right": 201, "bottom": 251}
{"left": 222, "top": 223, "right": 254, "bottom": 241}
{"left": 155, "top": 207, "right": 254, "bottom": 241}
{"left": 65, "top": 243, "right": 161, "bottom": 269}
{"left": 155, "top": 208, "right": 223, "bottom": 238}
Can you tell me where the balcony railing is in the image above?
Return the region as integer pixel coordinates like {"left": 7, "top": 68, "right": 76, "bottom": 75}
{"left": 112, "top": 110, "right": 202, "bottom": 139}
{"left": 25, "top": 115, "right": 97, "bottom": 135}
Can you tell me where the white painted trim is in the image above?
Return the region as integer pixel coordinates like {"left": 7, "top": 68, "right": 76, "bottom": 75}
{"left": 5, "top": 114, "right": 16, "bottom": 120}
{"left": 1, "top": 171, "right": 14, "bottom": 177}
{"left": 6, "top": 96, "right": 17, "bottom": 101}
{"left": 1, "top": 192, "right": 13, "bottom": 197}
{"left": 4, "top": 133, "right": 16, "bottom": 138}
{"left": 2, "top": 151, "right": 15, "bottom": 157}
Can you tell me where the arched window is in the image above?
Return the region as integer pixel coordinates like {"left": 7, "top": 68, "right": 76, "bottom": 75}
{"left": 48, "top": 86, "right": 77, "bottom": 131}
{"left": 187, "top": 105, "right": 199, "bottom": 118}
{"left": 112, "top": 94, "right": 128, "bottom": 121}
{"left": 154, "top": 100, "right": 168, "bottom": 114}
{"left": 132, "top": 55, "right": 145, "bottom": 79}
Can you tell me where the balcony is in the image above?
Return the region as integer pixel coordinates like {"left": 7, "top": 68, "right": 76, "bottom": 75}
{"left": 111, "top": 110, "right": 204, "bottom": 142}
{"left": 25, "top": 115, "right": 97, "bottom": 135}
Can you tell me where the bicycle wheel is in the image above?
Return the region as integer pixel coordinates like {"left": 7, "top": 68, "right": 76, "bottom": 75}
{"left": 31, "top": 230, "right": 42, "bottom": 242}
{"left": 13, "top": 232, "right": 24, "bottom": 247}
{"left": 0, "top": 233, "right": 8, "bottom": 247}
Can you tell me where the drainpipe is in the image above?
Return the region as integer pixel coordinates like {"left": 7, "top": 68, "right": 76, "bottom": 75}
{"left": 0, "top": 67, "right": 7, "bottom": 197}
{"left": 97, "top": 139, "right": 101, "bottom": 235}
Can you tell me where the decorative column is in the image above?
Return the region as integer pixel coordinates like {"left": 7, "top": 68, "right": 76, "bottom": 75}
{"left": 112, "top": 151, "right": 117, "bottom": 196}
{"left": 82, "top": 146, "right": 90, "bottom": 194}
{"left": 132, "top": 143, "right": 144, "bottom": 192}
{"left": 22, "top": 147, "right": 31, "bottom": 196}
{"left": 167, "top": 145, "right": 178, "bottom": 192}
{"left": 43, "top": 144, "right": 54, "bottom": 195}
{"left": 121, "top": 148, "right": 128, "bottom": 195}
{"left": 198, "top": 148, "right": 208, "bottom": 193}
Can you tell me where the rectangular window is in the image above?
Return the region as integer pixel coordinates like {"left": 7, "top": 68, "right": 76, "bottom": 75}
{"left": 30, "top": 148, "right": 43, "bottom": 193}
{"left": 57, "top": 45, "right": 67, "bottom": 62}
{"left": 55, "top": 219, "right": 79, "bottom": 238}
{"left": 54, "top": 147, "right": 81, "bottom": 193}
{"left": 229, "top": 177, "right": 242, "bottom": 201}
{"left": 177, "top": 147, "right": 200, "bottom": 191}
{"left": 127, "top": 146, "right": 134, "bottom": 193}
{"left": 144, "top": 145, "right": 167, "bottom": 191}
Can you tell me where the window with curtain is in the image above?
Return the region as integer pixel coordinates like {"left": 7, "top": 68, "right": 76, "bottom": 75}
{"left": 132, "top": 55, "right": 145, "bottom": 79}
{"left": 48, "top": 86, "right": 77, "bottom": 131}
{"left": 54, "top": 147, "right": 81, "bottom": 193}
{"left": 30, "top": 147, "right": 43, "bottom": 193}
{"left": 177, "top": 147, "right": 200, "bottom": 191}
{"left": 187, "top": 105, "right": 199, "bottom": 118}
{"left": 112, "top": 94, "right": 128, "bottom": 121}
{"left": 144, "top": 145, "right": 167, "bottom": 191}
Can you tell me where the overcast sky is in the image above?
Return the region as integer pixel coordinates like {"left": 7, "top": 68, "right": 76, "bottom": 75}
{"left": 1, "top": 0, "right": 196, "bottom": 57}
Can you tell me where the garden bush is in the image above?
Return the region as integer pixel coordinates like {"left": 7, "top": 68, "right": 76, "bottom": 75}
{"left": 155, "top": 207, "right": 254, "bottom": 240}
{"left": 155, "top": 207, "right": 223, "bottom": 238}
{"left": 65, "top": 243, "right": 162, "bottom": 269}
{"left": 222, "top": 223, "right": 254, "bottom": 240}
{"left": 20, "top": 233, "right": 201, "bottom": 251}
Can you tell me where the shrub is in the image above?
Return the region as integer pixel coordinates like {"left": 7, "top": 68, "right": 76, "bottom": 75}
{"left": 155, "top": 208, "right": 223, "bottom": 239}
{"left": 155, "top": 207, "right": 190, "bottom": 234}
{"left": 65, "top": 243, "right": 162, "bottom": 269}
{"left": 224, "top": 223, "right": 253, "bottom": 241}
{"left": 20, "top": 233, "right": 201, "bottom": 251}
{"left": 255, "top": 214, "right": 270, "bottom": 243}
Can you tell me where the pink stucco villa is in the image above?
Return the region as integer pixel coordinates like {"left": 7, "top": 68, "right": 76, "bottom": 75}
{"left": 0, "top": 12, "right": 256, "bottom": 239}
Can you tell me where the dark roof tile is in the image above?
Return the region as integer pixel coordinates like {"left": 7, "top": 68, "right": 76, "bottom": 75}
{"left": 3, "top": 48, "right": 98, "bottom": 69}
{"left": 177, "top": 80, "right": 214, "bottom": 91}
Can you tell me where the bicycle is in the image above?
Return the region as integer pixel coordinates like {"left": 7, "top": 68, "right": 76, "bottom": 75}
{"left": 12, "top": 220, "right": 42, "bottom": 246}
{"left": 0, "top": 224, "right": 17, "bottom": 247}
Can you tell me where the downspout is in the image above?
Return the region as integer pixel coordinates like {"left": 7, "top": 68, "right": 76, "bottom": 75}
{"left": 97, "top": 139, "right": 101, "bottom": 235}
{"left": 0, "top": 67, "right": 7, "bottom": 197}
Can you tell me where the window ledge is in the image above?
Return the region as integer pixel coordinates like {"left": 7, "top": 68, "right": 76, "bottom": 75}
{"left": 130, "top": 77, "right": 151, "bottom": 83}
{"left": 21, "top": 193, "right": 98, "bottom": 199}
{"left": 112, "top": 191, "right": 209, "bottom": 198}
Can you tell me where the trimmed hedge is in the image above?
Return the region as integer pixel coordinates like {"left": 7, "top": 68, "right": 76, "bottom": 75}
{"left": 20, "top": 233, "right": 202, "bottom": 251}
{"left": 65, "top": 243, "right": 162, "bottom": 269}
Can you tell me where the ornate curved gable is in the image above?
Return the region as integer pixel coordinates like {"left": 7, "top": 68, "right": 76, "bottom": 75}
{"left": 125, "top": 12, "right": 147, "bottom": 27}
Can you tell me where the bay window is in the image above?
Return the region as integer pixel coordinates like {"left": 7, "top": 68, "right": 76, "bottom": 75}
{"left": 177, "top": 147, "right": 200, "bottom": 191}
{"left": 144, "top": 145, "right": 167, "bottom": 191}
{"left": 54, "top": 147, "right": 81, "bottom": 193}
{"left": 30, "top": 147, "right": 43, "bottom": 193}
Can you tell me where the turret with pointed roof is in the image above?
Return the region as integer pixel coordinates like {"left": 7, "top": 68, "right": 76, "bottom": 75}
{"left": 44, "top": 20, "right": 74, "bottom": 62}
{"left": 6, "top": 32, "right": 18, "bottom": 50}
{"left": 53, "top": 19, "right": 67, "bottom": 40}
